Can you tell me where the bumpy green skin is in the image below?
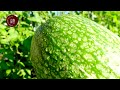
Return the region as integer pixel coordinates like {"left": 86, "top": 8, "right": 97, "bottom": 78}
{"left": 30, "top": 15, "right": 120, "bottom": 79}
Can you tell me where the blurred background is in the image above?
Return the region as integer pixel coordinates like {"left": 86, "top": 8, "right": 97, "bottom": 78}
{"left": 0, "top": 11, "right": 120, "bottom": 79}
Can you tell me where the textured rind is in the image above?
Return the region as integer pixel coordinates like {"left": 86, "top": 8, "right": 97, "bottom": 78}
{"left": 30, "top": 14, "right": 120, "bottom": 79}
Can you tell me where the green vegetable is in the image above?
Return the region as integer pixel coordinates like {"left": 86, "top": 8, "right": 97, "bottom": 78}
{"left": 30, "top": 14, "right": 120, "bottom": 79}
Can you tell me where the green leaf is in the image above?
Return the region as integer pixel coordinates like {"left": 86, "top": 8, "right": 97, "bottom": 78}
{"left": 0, "top": 39, "right": 9, "bottom": 44}
{"left": 23, "top": 36, "right": 32, "bottom": 51}
{"left": 113, "top": 15, "right": 118, "bottom": 23}
{"left": 20, "top": 21, "right": 29, "bottom": 26}
{"left": 18, "top": 61, "right": 25, "bottom": 67}
{"left": 33, "top": 11, "right": 40, "bottom": 18}
{"left": 18, "top": 69, "right": 26, "bottom": 77}
{"left": 14, "top": 11, "right": 23, "bottom": 16}
{"left": 7, "top": 28, "right": 18, "bottom": 43}
{"left": 0, "top": 61, "right": 9, "bottom": 70}
{"left": 0, "top": 24, "right": 6, "bottom": 29}
{"left": 0, "top": 48, "right": 6, "bottom": 53}
{"left": 6, "top": 69, "right": 11, "bottom": 76}
{"left": 27, "top": 17, "right": 43, "bottom": 23}
{"left": 25, "top": 69, "right": 31, "bottom": 75}
{"left": 3, "top": 53, "right": 14, "bottom": 60}
{"left": 0, "top": 29, "right": 8, "bottom": 36}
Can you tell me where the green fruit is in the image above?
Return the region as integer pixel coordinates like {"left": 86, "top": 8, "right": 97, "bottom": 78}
{"left": 30, "top": 14, "right": 120, "bottom": 79}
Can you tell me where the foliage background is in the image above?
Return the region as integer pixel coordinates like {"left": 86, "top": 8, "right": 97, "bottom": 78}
{"left": 0, "top": 11, "right": 120, "bottom": 79}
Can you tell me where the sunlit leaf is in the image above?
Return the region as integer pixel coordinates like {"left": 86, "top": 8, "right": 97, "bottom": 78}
{"left": 17, "top": 61, "right": 25, "bottom": 67}
{"left": 20, "top": 69, "right": 26, "bottom": 76}
{"left": 20, "top": 21, "right": 29, "bottom": 26}
{"left": 0, "top": 29, "right": 8, "bottom": 36}
{"left": 26, "top": 69, "right": 31, "bottom": 75}
{"left": 6, "top": 69, "right": 11, "bottom": 76}
{"left": 0, "top": 39, "right": 9, "bottom": 44}
{"left": 0, "top": 24, "right": 6, "bottom": 29}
